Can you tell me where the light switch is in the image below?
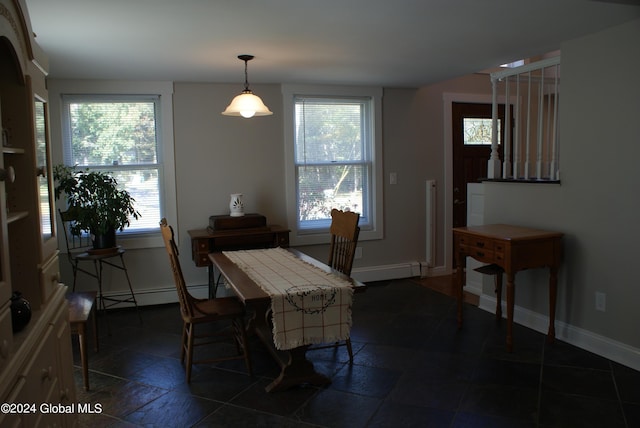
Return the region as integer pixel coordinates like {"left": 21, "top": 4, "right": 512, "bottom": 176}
{"left": 390, "top": 172, "right": 397, "bottom": 185}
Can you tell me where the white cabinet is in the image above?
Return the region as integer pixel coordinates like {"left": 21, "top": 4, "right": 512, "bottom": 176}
{"left": 0, "top": 1, "right": 76, "bottom": 426}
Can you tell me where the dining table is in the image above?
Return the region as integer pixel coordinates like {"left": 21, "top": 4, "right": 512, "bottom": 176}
{"left": 209, "top": 247, "right": 366, "bottom": 392}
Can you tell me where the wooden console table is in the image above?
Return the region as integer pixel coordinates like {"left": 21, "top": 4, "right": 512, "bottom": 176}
{"left": 453, "top": 224, "right": 563, "bottom": 352}
{"left": 188, "top": 224, "right": 289, "bottom": 296}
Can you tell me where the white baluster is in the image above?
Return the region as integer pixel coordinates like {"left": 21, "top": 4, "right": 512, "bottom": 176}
{"left": 536, "top": 66, "right": 544, "bottom": 179}
{"left": 513, "top": 73, "right": 520, "bottom": 179}
{"left": 524, "top": 71, "right": 532, "bottom": 179}
{"left": 503, "top": 76, "right": 512, "bottom": 179}
{"left": 488, "top": 78, "right": 501, "bottom": 178}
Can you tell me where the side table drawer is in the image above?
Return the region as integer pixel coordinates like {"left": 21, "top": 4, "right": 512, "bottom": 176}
{"left": 494, "top": 243, "right": 505, "bottom": 262}
{"left": 196, "top": 254, "right": 211, "bottom": 266}
{"left": 276, "top": 232, "right": 289, "bottom": 248}
{"left": 458, "top": 235, "right": 495, "bottom": 250}
{"left": 461, "top": 245, "right": 495, "bottom": 264}
{"left": 191, "top": 238, "right": 211, "bottom": 267}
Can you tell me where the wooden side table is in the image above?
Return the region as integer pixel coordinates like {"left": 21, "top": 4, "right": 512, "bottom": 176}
{"left": 67, "top": 291, "right": 99, "bottom": 390}
{"left": 453, "top": 224, "right": 563, "bottom": 352}
{"left": 188, "top": 224, "right": 290, "bottom": 297}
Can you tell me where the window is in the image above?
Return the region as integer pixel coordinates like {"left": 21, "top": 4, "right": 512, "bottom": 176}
{"left": 59, "top": 86, "right": 176, "bottom": 247}
{"left": 463, "top": 118, "right": 501, "bottom": 145}
{"left": 283, "top": 85, "right": 383, "bottom": 245}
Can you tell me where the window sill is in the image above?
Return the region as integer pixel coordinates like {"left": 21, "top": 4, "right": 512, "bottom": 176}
{"left": 116, "top": 231, "right": 162, "bottom": 249}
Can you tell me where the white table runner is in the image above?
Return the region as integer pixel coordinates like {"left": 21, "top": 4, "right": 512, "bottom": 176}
{"left": 223, "top": 248, "right": 353, "bottom": 350}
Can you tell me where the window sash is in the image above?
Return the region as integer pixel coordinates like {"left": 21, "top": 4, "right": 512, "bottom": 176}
{"left": 295, "top": 162, "right": 371, "bottom": 233}
{"left": 61, "top": 95, "right": 162, "bottom": 234}
{"left": 282, "top": 84, "right": 383, "bottom": 246}
{"left": 293, "top": 95, "right": 372, "bottom": 232}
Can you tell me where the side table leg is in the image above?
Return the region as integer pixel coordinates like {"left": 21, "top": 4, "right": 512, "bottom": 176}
{"left": 78, "top": 323, "right": 89, "bottom": 390}
{"left": 208, "top": 265, "right": 214, "bottom": 298}
{"left": 506, "top": 272, "right": 515, "bottom": 352}
{"left": 548, "top": 266, "right": 558, "bottom": 343}
{"left": 455, "top": 252, "right": 466, "bottom": 329}
{"left": 495, "top": 273, "right": 503, "bottom": 321}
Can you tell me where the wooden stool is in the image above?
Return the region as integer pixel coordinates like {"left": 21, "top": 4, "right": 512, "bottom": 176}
{"left": 67, "top": 291, "right": 99, "bottom": 390}
{"left": 474, "top": 264, "right": 504, "bottom": 320}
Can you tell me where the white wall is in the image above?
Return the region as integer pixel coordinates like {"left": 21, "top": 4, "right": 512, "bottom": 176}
{"left": 46, "top": 17, "right": 640, "bottom": 370}
{"left": 48, "top": 81, "right": 444, "bottom": 300}
{"left": 482, "top": 18, "right": 640, "bottom": 369}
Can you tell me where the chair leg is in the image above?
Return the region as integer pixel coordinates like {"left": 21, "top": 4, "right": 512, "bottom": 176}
{"left": 185, "top": 323, "right": 195, "bottom": 383}
{"left": 180, "top": 321, "right": 187, "bottom": 364}
{"left": 346, "top": 338, "right": 354, "bottom": 363}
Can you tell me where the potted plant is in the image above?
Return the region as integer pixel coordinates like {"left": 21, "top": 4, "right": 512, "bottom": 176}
{"left": 53, "top": 165, "right": 141, "bottom": 249}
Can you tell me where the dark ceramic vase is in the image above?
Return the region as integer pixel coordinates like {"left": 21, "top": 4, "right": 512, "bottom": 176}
{"left": 10, "top": 291, "right": 31, "bottom": 333}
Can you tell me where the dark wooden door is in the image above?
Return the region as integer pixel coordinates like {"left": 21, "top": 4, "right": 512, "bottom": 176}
{"left": 452, "top": 102, "right": 506, "bottom": 230}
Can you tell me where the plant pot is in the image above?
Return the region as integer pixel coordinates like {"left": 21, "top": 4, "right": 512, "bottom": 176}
{"left": 92, "top": 228, "right": 116, "bottom": 249}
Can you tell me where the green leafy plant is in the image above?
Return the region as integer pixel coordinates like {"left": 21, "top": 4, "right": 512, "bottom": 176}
{"left": 53, "top": 165, "right": 140, "bottom": 237}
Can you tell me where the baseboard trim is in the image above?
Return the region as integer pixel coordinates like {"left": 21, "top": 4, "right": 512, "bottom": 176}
{"left": 95, "top": 284, "right": 208, "bottom": 308}
{"left": 351, "top": 262, "right": 421, "bottom": 283}
{"left": 95, "top": 263, "right": 640, "bottom": 373}
{"left": 479, "top": 294, "right": 640, "bottom": 372}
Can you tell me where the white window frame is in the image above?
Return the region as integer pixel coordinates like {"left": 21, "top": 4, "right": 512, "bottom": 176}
{"left": 282, "top": 84, "right": 383, "bottom": 246}
{"left": 52, "top": 81, "right": 177, "bottom": 249}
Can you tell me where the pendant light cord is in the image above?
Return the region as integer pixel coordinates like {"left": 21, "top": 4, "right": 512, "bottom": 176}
{"left": 237, "top": 54, "right": 255, "bottom": 93}
{"left": 244, "top": 58, "right": 250, "bottom": 92}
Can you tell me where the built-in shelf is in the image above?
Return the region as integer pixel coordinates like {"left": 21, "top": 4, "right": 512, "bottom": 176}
{"left": 7, "top": 211, "right": 28, "bottom": 224}
{"left": 2, "top": 147, "right": 25, "bottom": 155}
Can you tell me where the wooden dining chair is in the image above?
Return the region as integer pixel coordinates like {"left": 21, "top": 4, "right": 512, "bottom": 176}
{"left": 160, "top": 218, "right": 252, "bottom": 382}
{"left": 309, "top": 208, "right": 360, "bottom": 362}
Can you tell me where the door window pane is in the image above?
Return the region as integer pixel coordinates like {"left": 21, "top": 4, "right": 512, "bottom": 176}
{"left": 463, "top": 118, "right": 501, "bottom": 145}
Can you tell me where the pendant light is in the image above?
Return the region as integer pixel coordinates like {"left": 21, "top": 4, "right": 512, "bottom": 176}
{"left": 222, "top": 54, "right": 273, "bottom": 118}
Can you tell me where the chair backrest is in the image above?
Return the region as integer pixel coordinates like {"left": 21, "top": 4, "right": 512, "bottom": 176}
{"left": 59, "top": 209, "right": 93, "bottom": 259}
{"left": 327, "top": 208, "right": 360, "bottom": 276}
{"left": 160, "top": 218, "right": 196, "bottom": 319}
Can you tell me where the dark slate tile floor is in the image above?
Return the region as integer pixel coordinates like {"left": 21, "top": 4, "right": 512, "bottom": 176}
{"left": 71, "top": 279, "right": 640, "bottom": 427}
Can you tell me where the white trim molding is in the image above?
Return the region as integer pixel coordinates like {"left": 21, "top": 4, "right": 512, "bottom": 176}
{"left": 479, "top": 295, "right": 640, "bottom": 372}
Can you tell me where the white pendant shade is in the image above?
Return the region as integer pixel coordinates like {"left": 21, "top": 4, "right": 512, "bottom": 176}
{"left": 222, "top": 90, "right": 273, "bottom": 118}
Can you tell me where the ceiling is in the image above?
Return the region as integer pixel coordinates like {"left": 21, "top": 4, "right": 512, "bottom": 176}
{"left": 24, "top": 0, "right": 640, "bottom": 88}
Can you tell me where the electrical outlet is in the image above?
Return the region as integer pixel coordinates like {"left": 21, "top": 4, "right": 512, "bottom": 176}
{"left": 595, "top": 292, "right": 606, "bottom": 312}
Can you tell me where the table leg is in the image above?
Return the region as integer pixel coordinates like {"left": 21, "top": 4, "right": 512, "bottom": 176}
{"left": 77, "top": 322, "right": 89, "bottom": 390}
{"left": 548, "top": 266, "right": 558, "bottom": 343}
{"left": 250, "top": 301, "right": 330, "bottom": 392}
{"left": 495, "top": 273, "right": 503, "bottom": 321}
{"left": 455, "top": 251, "right": 466, "bottom": 328}
{"left": 208, "top": 265, "right": 214, "bottom": 298}
{"left": 506, "top": 272, "right": 515, "bottom": 352}
{"left": 266, "top": 347, "right": 330, "bottom": 392}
